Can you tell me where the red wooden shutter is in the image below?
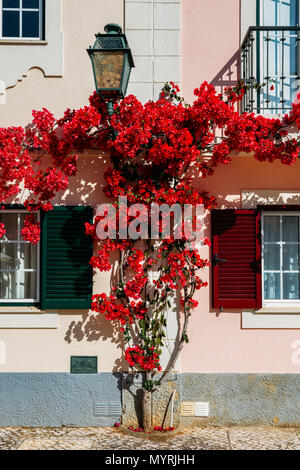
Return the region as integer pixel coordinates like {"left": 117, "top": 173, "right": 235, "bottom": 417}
{"left": 212, "top": 209, "right": 261, "bottom": 309}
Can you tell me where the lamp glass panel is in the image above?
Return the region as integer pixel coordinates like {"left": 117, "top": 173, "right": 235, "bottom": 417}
{"left": 93, "top": 51, "right": 125, "bottom": 89}
{"left": 120, "top": 54, "right": 131, "bottom": 96}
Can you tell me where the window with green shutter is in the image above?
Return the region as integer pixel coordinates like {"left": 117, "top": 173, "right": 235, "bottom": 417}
{"left": 0, "top": 205, "right": 93, "bottom": 308}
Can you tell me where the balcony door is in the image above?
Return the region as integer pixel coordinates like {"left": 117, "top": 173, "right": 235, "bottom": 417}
{"left": 261, "top": 0, "right": 298, "bottom": 26}
{"left": 259, "top": 0, "right": 299, "bottom": 112}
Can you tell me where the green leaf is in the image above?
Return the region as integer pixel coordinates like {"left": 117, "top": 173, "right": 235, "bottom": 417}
{"left": 182, "top": 333, "right": 189, "bottom": 343}
{"left": 143, "top": 380, "right": 154, "bottom": 391}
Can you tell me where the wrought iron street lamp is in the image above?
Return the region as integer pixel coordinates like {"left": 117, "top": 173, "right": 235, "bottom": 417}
{"left": 87, "top": 23, "right": 135, "bottom": 116}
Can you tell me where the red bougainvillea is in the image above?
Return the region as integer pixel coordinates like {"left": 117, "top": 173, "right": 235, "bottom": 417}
{"left": 2, "top": 80, "right": 300, "bottom": 389}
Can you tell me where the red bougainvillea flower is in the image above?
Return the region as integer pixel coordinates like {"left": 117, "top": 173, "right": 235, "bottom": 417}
{"left": 21, "top": 215, "right": 40, "bottom": 245}
{"left": 0, "top": 223, "right": 6, "bottom": 239}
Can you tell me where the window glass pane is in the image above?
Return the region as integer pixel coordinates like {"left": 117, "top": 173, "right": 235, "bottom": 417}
{"left": 280, "top": 0, "right": 298, "bottom": 26}
{"left": 22, "top": 10, "right": 39, "bottom": 37}
{"left": 283, "top": 273, "right": 300, "bottom": 299}
{"left": 264, "top": 216, "right": 280, "bottom": 242}
{"left": 264, "top": 244, "right": 280, "bottom": 270}
{"left": 0, "top": 244, "right": 18, "bottom": 270}
{"left": 0, "top": 213, "right": 18, "bottom": 240}
{"left": 18, "top": 271, "right": 37, "bottom": 299}
{"left": 0, "top": 212, "right": 38, "bottom": 301}
{"left": 264, "top": 272, "right": 280, "bottom": 299}
{"left": 262, "top": 0, "right": 298, "bottom": 26}
{"left": 282, "top": 216, "right": 299, "bottom": 242}
{"left": 25, "top": 272, "right": 37, "bottom": 298}
{"left": 262, "top": 0, "right": 276, "bottom": 26}
{"left": 2, "top": 10, "right": 20, "bottom": 37}
{"left": 23, "top": 0, "right": 39, "bottom": 8}
{"left": 0, "top": 272, "right": 17, "bottom": 299}
{"left": 283, "top": 245, "right": 299, "bottom": 271}
{"left": 3, "top": 0, "right": 20, "bottom": 8}
{"left": 20, "top": 243, "right": 37, "bottom": 269}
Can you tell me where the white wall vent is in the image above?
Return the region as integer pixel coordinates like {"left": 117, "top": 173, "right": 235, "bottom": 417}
{"left": 195, "top": 402, "right": 210, "bottom": 417}
{"left": 93, "top": 403, "right": 108, "bottom": 417}
{"left": 93, "top": 402, "right": 122, "bottom": 417}
{"left": 181, "top": 401, "right": 210, "bottom": 417}
{"left": 181, "top": 402, "right": 194, "bottom": 416}
{"left": 108, "top": 402, "right": 122, "bottom": 416}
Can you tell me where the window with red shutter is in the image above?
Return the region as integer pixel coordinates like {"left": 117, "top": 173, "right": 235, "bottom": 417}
{"left": 211, "top": 209, "right": 262, "bottom": 309}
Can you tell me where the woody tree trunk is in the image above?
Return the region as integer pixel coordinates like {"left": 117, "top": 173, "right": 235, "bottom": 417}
{"left": 143, "top": 373, "right": 152, "bottom": 432}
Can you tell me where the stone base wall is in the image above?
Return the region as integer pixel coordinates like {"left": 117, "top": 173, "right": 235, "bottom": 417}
{"left": 0, "top": 373, "right": 122, "bottom": 427}
{"left": 123, "top": 373, "right": 300, "bottom": 428}
{"left": 1, "top": 372, "right": 300, "bottom": 427}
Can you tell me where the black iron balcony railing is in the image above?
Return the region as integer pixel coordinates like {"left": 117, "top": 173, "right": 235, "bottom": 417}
{"left": 241, "top": 26, "right": 300, "bottom": 114}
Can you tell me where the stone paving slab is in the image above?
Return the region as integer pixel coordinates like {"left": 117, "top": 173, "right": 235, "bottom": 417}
{"left": 18, "top": 437, "right": 95, "bottom": 451}
{"left": 0, "top": 426, "right": 300, "bottom": 450}
{"left": 229, "top": 427, "right": 300, "bottom": 451}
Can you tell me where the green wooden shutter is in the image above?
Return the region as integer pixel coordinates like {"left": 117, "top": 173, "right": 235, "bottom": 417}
{"left": 41, "top": 206, "right": 93, "bottom": 309}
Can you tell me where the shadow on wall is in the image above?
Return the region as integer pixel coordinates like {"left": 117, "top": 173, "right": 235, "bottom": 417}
{"left": 8, "top": 152, "right": 126, "bottom": 373}
{"left": 64, "top": 252, "right": 125, "bottom": 371}
{"left": 5, "top": 66, "right": 48, "bottom": 92}
{"left": 60, "top": 154, "right": 125, "bottom": 372}
{"left": 210, "top": 50, "right": 240, "bottom": 95}
{"left": 57, "top": 154, "right": 111, "bottom": 206}
{"left": 64, "top": 309, "right": 125, "bottom": 373}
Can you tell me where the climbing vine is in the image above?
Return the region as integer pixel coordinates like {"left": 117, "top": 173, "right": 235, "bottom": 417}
{"left": 1, "top": 80, "right": 300, "bottom": 396}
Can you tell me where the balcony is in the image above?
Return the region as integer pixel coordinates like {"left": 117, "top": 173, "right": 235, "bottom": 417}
{"left": 241, "top": 26, "right": 300, "bottom": 114}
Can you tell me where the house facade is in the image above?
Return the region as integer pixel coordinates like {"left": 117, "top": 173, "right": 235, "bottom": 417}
{"left": 1, "top": 0, "right": 300, "bottom": 427}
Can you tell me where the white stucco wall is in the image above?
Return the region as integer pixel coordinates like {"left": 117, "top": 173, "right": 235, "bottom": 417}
{"left": 0, "top": 0, "right": 63, "bottom": 96}
{"left": 0, "top": 0, "right": 124, "bottom": 126}
{"left": 125, "top": 0, "right": 181, "bottom": 102}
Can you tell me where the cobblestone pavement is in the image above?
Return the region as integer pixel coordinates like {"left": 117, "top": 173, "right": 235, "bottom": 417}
{"left": 1, "top": 426, "right": 300, "bottom": 450}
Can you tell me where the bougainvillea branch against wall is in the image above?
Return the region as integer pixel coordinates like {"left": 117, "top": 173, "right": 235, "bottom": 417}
{"left": 1, "top": 81, "right": 300, "bottom": 390}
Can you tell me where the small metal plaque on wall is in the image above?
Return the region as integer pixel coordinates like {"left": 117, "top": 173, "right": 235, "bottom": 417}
{"left": 70, "top": 356, "right": 98, "bottom": 374}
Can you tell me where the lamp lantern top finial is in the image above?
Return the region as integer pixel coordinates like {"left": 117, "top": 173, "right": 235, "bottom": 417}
{"left": 104, "top": 23, "right": 123, "bottom": 35}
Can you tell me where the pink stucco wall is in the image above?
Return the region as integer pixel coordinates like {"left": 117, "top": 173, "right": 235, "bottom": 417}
{"left": 181, "top": 0, "right": 240, "bottom": 103}
{"left": 179, "top": 1, "right": 300, "bottom": 374}
{"left": 24, "top": 1, "right": 300, "bottom": 376}
{"left": 181, "top": 157, "right": 300, "bottom": 373}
